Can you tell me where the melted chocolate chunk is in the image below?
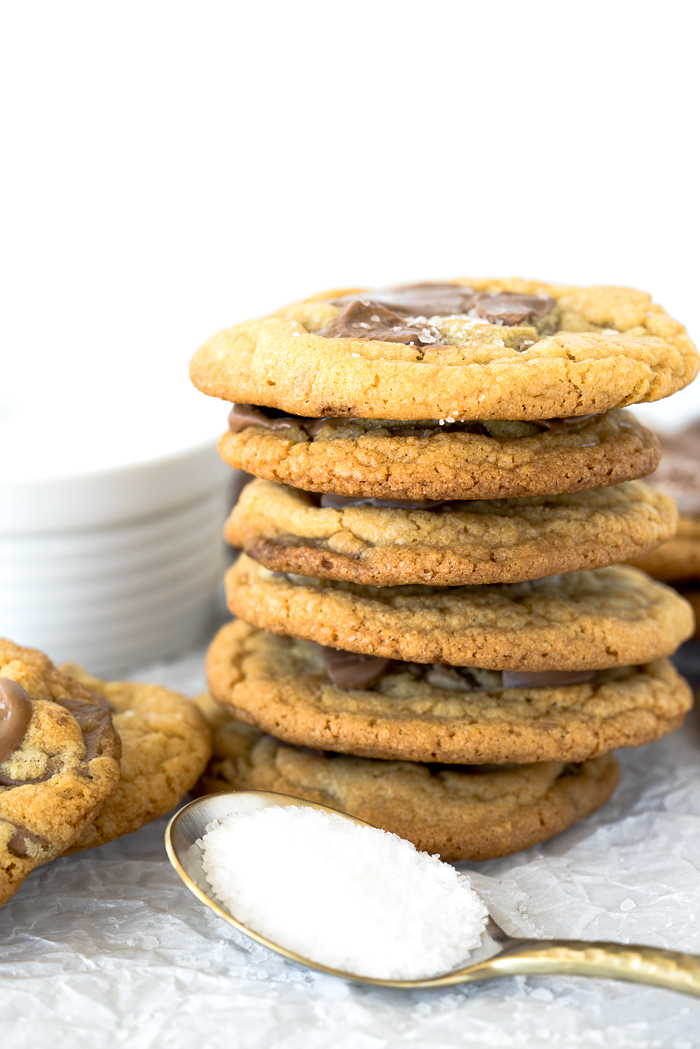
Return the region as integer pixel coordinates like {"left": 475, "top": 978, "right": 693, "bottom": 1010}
{"left": 228, "top": 405, "right": 360, "bottom": 437}
{"left": 328, "top": 282, "right": 477, "bottom": 318}
{"left": 228, "top": 405, "right": 491, "bottom": 439}
{"left": 6, "top": 824, "right": 52, "bottom": 859}
{"left": 320, "top": 300, "right": 442, "bottom": 346}
{"left": 316, "top": 645, "right": 599, "bottom": 694}
{"left": 0, "top": 688, "right": 115, "bottom": 787}
{"left": 501, "top": 670, "right": 596, "bottom": 689}
{"left": 317, "top": 646, "right": 391, "bottom": 690}
{"left": 228, "top": 404, "right": 310, "bottom": 434}
{"left": 0, "top": 678, "right": 32, "bottom": 764}
{"left": 58, "top": 693, "right": 115, "bottom": 766}
{"left": 303, "top": 417, "right": 362, "bottom": 437}
{"left": 228, "top": 404, "right": 603, "bottom": 444}
{"left": 471, "top": 292, "right": 556, "bottom": 325}
{"left": 319, "top": 494, "right": 450, "bottom": 511}
{"left": 327, "top": 283, "right": 555, "bottom": 328}
{"left": 532, "top": 414, "right": 602, "bottom": 434}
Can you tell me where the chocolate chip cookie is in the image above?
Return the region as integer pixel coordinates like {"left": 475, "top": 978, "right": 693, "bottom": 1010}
{"left": 628, "top": 420, "right": 700, "bottom": 581}
{"left": 60, "top": 666, "right": 212, "bottom": 852}
{"left": 190, "top": 279, "right": 698, "bottom": 421}
{"left": 225, "top": 555, "right": 694, "bottom": 671}
{"left": 193, "top": 695, "right": 619, "bottom": 862}
{"left": 217, "top": 408, "right": 660, "bottom": 502}
{"left": 205, "top": 621, "right": 692, "bottom": 764}
{"left": 227, "top": 478, "right": 677, "bottom": 586}
{"left": 0, "top": 640, "right": 121, "bottom": 906}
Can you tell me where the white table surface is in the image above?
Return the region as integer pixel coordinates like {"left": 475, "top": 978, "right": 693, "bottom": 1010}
{"left": 3, "top": 643, "right": 700, "bottom": 1049}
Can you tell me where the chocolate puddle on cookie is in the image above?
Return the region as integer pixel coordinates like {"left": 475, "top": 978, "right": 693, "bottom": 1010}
{"left": 316, "top": 644, "right": 601, "bottom": 693}
{"left": 0, "top": 678, "right": 32, "bottom": 764}
{"left": 227, "top": 404, "right": 604, "bottom": 439}
{"left": 324, "top": 283, "right": 557, "bottom": 332}
{"left": 0, "top": 683, "right": 115, "bottom": 787}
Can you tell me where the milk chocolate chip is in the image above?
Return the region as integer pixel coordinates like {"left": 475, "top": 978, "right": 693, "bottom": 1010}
{"left": 229, "top": 404, "right": 596, "bottom": 442}
{"left": 317, "top": 646, "right": 391, "bottom": 690}
{"left": 327, "top": 283, "right": 555, "bottom": 327}
{"left": 501, "top": 670, "right": 596, "bottom": 689}
{"left": 471, "top": 292, "right": 555, "bottom": 325}
{"left": 228, "top": 405, "right": 360, "bottom": 437}
{"left": 329, "top": 282, "right": 477, "bottom": 318}
{"left": 319, "top": 494, "right": 449, "bottom": 511}
{"left": 316, "top": 646, "right": 599, "bottom": 694}
{"left": 6, "top": 824, "right": 52, "bottom": 859}
{"left": 0, "top": 678, "right": 32, "bottom": 764}
{"left": 532, "top": 414, "right": 602, "bottom": 434}
{"left": 228, "top": 405, "right": 304, "bottom": 434}
{"left": 0, "top": 687, "right": 115, "bottom": 787}
{"left": 321, "top": 300, "right": 442, "bottom": 346}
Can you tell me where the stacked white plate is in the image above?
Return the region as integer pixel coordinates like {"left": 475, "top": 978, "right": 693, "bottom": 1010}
{"left": 0, "top": 386, "right": 231, "bottom": 675}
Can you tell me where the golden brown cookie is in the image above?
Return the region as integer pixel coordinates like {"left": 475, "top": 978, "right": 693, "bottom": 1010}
{"left": 226, "top": 555, "right": 694, "bottom": 671}
{"left": 61, "top": 666, "right": 212, "bottom": 852}
{"left": 193, "top": 698, "right": 619, "bottom": 862}
{"left": 206, "top": 621, "right": 692, "bottom": 764}
{"left": 190, "top": 279, "right": 698, "bottom": 421}
{"left": 627, "top": 421, "right": 700, "bottom": 581}
{"left": 674, "top": 589, "right": 700, "bottom": 640}
{"left": 629, "top": 515, "right": 700, "bottom": 581}
{"left": 228, "top": 479, "right": 677, "bottom": 586}
{"left": 0, "top": 640, "right": 121, "bottom": 906}
{"left": 217, "top": 409, "right": 660, "bottom": 501}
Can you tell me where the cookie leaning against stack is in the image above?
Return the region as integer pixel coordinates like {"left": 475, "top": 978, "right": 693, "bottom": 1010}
{"left": 628, "top": 421, "right": 700, "bottom": 637}
{"left": 190, "top": 278, "right": 698, "bottom": 860}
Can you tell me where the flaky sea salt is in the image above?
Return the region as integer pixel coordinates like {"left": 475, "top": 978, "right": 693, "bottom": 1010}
{"left": 199, "top": 806, "right": 488, "bottom": 980}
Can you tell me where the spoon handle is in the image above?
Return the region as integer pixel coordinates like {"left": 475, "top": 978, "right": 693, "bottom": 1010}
{"left": 485, "top": 939, "right": 700, "bottom": 997}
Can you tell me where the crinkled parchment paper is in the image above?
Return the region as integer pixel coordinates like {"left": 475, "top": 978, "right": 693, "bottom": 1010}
{"left": 2, "top": 645, "right": 700, "bottom": 1049}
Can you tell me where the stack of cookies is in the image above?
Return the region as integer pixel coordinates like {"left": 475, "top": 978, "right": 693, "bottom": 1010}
{"left": 190, "top": 279, "right": 698, "bottom": 860}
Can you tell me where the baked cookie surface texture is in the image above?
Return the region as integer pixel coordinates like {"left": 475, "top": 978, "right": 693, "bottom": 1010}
{"left": 225, "top": 556, "right": 694, "bottom": 671}
{"left": 217, "top": 406, "right": 660, "bottom": 501}
{"left": 61, "top": 666, "right": 212, "bottom": 852}
{"left": 193, "top": 696, "right": 619, "bottom": 862}
{"left": 191, "top": 279, "right": 698, "bottom": 420}
{"left": 205, "top": 621, "right": 692, "bottom": 765}
{"left": 228, "top": 478, "right": 677, "bottom": 586}
{"left": 0, "top": 640, "right": 121, "bottom": 906}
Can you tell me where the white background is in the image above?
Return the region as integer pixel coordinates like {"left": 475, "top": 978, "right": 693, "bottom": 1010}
{"left": 1, "top": 0, "right": 699, "bottom": 470}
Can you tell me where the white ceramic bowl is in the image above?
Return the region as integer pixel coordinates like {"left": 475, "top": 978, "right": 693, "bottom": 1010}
{"left": 0, "top": 389, "right": 232, "bottom": 675}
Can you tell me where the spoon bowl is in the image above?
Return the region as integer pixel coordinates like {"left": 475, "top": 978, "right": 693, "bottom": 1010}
{"left": 166, "top": 790, "right": 700, "bottom": 995}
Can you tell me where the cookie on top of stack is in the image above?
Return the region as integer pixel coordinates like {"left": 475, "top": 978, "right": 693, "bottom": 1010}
{"left": 190, "top": 278, "right": 698, "bottom": 860}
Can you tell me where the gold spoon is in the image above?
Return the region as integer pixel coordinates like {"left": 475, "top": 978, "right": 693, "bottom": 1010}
{"left": 165, "top": 790, "right": 700, "bottom": 996}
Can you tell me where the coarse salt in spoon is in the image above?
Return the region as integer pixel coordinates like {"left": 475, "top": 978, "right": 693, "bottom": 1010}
{"left": 199, "top": 802, "right": 487, "bottom": 980}
{"left": 165, "top": 791, "right": 700, "bottom": 995}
